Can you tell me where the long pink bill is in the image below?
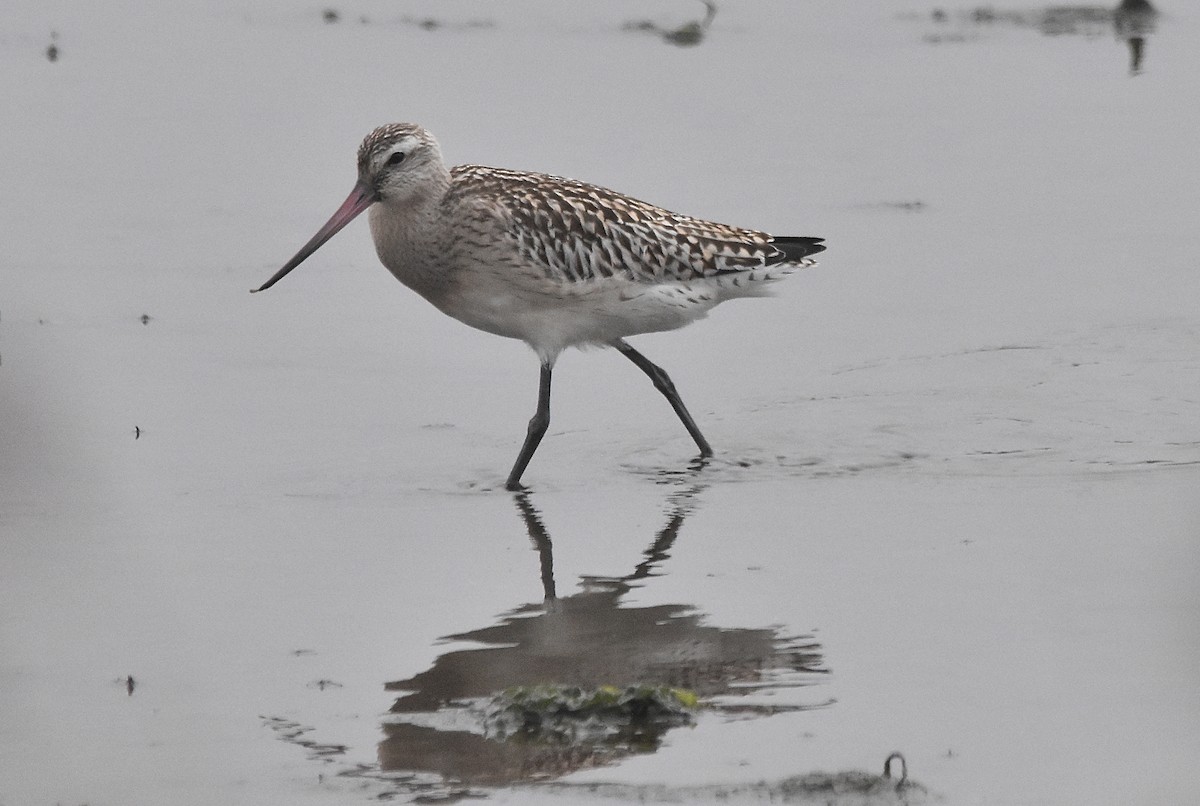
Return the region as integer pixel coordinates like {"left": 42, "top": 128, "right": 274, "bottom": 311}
{"left": 251, "top": 179, "right": 379, "bottom": 293}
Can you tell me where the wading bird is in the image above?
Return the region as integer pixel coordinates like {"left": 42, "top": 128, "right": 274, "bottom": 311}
{"left": 253, "top": 124, "right": 824, "bottom": 490}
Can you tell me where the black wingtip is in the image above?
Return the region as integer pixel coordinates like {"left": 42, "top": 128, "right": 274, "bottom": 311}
{"left": 773, "top": 236, "right": 826, "bottom": 261}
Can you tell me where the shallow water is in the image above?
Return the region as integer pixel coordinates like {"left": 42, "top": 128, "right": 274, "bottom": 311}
{"left": 2, "top": 1, "right": 1199, "bottom": 804}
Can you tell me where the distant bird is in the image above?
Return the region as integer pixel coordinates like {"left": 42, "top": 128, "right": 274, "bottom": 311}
{"left": 253, "top": 124, "right": 824, "bottom": 489}
{"left": 1114, "top": 0, "right": 1157, "bottom": 75}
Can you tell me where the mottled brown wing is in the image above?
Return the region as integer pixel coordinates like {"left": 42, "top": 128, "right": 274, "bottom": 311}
{"left": 447, "top": 165, "right": 821, "bottom": 284}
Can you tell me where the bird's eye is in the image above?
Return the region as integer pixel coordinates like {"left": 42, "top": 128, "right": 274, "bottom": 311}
{"left": 386, "top": 152, "right": 406, "bottom": 166}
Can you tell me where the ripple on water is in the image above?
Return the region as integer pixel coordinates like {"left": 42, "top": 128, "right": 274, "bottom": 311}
{"left": 622, "top": 321, "right": 1200, "bottom": 482}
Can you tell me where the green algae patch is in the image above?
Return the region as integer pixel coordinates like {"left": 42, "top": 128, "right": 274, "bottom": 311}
{"left": 483, "top": 684, "right": 699, "bottom": 745}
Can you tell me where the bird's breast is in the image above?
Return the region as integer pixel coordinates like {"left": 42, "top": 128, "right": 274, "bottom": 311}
{"left": 368, "top": 206, "right": 452, "bottom": 301}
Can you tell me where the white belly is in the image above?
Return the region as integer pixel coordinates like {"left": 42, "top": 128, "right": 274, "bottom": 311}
{"left": 439, "top": 274, "right": 724, "bottom": 363}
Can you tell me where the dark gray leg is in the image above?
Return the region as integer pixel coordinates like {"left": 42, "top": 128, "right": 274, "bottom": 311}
{"left": 506, "top": 363, "right": 552, "bottom": 491}
{"left": 614, "top": 339, "right": 713, "bottom": 457}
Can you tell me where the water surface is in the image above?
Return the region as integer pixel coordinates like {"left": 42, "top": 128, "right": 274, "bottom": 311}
{"left": 2, "top": 1, "right": 1198, "bottom": 804}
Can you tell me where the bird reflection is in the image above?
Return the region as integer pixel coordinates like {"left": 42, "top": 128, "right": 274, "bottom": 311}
{"left": 378, "top": 484, "right": 825, "bottom": 787}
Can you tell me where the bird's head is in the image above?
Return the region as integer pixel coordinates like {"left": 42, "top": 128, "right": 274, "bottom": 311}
{"left": 251, "top": 123, "right": 444, "bottom": 293}
{"left": 356, "top": 123, "right": 446, "bottom": 205}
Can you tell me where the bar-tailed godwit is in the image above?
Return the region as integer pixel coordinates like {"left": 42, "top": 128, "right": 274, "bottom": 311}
{"left": 253, "top": 124, "right": 825, "bottom": 490}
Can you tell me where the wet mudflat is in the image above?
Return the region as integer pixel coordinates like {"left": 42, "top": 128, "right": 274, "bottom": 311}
{"left": 2, "top": 1, "right": 1198, "bottom": 804}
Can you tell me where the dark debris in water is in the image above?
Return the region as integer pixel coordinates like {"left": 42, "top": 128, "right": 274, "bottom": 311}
{"left": 399, "top": 16, "right": 496, "bottom": 32}
{"left": 916, "top": 2, "right": 1159, "bottom": 43}
{"left": 318, "top": 8, "right": 494, "bottom": 30}
{"left": 622, "top": 0, "right": 718, "bottom": 47}
{"left": 261, "top": 715, "right": 349, "bottom": 762}
{"left": 284, "top": 749, "right": 927, "bottom": 805}
{"left": 307, "top": 678, "right": 343, "bottom": 690}
{"left": 532, "top": 752, "right": 928, "bottom": 804}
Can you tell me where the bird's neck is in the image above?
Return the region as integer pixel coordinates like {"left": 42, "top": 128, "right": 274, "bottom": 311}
{"left": 368, "top": 178, "right": 451, "bottom": 300}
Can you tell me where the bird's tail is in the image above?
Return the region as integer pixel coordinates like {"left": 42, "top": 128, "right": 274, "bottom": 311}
{"left": 772, "top": 236, "right": 826, "bottom": 263}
